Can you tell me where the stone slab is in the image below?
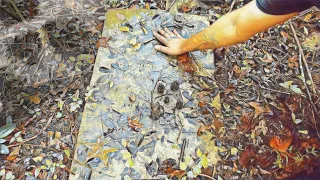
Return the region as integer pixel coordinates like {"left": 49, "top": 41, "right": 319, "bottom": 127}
{"left": 70, "top": 9, "right": 215, "bottom": 179}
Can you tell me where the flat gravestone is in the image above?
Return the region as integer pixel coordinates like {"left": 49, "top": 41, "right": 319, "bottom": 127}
{"left": 70, "top": 9, "right": 215, "bottom": 179}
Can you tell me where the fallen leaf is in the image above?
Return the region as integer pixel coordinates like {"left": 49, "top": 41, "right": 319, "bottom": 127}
{"left": 210, "top": 93, "right": 221, "bottom": 111}
{"left": 33, "top": 78, "right": 49, "bottom": 88}
{"left": 29, "top": 95, "right": 41, "bottom": 104}
{"left": 248, "top": 102, "right": 266, "bottom": 118}
{"left": 290, "top": 85, "right": 303, "bottom": 94}
{"left": 303, "top": 27, "right": 309, "bottom": 35}
{"left": 298, "top": 130, "right": 308, "bottom": 134}
{"left": 288, "top": 55, "right": 299, "bottom": 69}
{"left": 119, "top": 26, "right": 130, "bottom": 32}
{"left": 37, "top": 28, "right": 49, "bottom": 47}
{"left": 239, "top": 146, "right": 255, "bottom": 168}
{"left": 87, "top": 26, "right": 100, "bottom": 35}
{"left": 129, "top": 94, "right": 136, "bottom": 102}
{"left": 258, "top": 166, "right": 271, "bottom": 175}
{"left": 230, "top": 147, "right": 238, "bottom": 155}
{"left": 96, "top": 37, "right": 111, "bottom": 48}
{"left": 7, "top": 145, "right": 21, "bottom": 161}
{"left": 259, "top": 53, "right": 274, "bottom": 63}
{"left": 115, "top": 13, "right": 125, "bottom": 20}
{"left": 280, "top": 31, "right": 289, "bottom": 38}
{"left": 279, "top": 81, "right": 293, "bottom": 89}
{"left": 270, "top": 136, "right": 291, "bottom": 152}
{"left": 197, "top": 124, "right": 210, "bottom": 136}
{"left": 128, "top": 117, "right": 143, "bottom": 131}
{"left": 169, "top": 170, "right": 185, "bottom": 179}
{"left": 304, "top": 14, "right": 312, "bottom": 22}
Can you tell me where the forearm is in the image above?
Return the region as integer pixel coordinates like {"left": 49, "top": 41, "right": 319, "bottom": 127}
{"left": 181, "top": 0, "right": 297, "bottom": 52}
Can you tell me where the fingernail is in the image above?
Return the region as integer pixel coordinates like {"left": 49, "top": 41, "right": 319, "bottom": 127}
{"left": 154, "top": 45, "right": 159, "bottom": 50}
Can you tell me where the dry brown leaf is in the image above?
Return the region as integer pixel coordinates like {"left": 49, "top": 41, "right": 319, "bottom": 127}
{"left": 169, "top": 170, "right": 185, "bottom": 179}
{"left": 239, "top": 146, "right": 255, "bottom": 168}
{"left": 87, "top": 23, "right": 103, "bottom": 35}
{"left": 270, "top": 136, "right": 291, "bottom": 152}
{"left": 96, "top": 37, "right": 111, "bottom": 48}
{"left": 248, "top": 102, "right": 265, "bottom": 118}
{"left": 280, "top": 31, "right": 289, "bottom": 38}
{"left": 29, "top": 95, "right": 41, "bottom": 104}
{"left": 33, "top": 78, "right": 49, "bottom": 88}
{"left": 197, "top": 124, "right": 211, "bottom": 136}
{"left": 7, "top": 145, "right": 21, "bottom": 161}
{"left": 259, "top": 53, "right": 274, "bottom": 63}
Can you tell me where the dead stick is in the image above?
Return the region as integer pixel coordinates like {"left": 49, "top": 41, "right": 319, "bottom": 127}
{"left": 289, "top": 20, "right": 320, "bottom": 137}
{"left": 289, "top": 20, "right": 317, "bottom": 95}
{"left": 229, "top": 0, "right": 237, "bottom": 13}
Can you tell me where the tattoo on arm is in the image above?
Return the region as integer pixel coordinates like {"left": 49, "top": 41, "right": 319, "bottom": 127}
{"left": 199, "top": 31, "right": 219, "bottom": 49}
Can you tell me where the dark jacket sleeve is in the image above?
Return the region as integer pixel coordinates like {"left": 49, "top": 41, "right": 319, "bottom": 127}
{"left": 256, "top": 0, "right": 315, "bottom": 15}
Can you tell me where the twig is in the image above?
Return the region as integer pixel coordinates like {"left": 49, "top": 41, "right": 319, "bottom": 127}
{"left": 288, "top": 20, "right": 320, "bottom": 128}
{"left": 179, "top": 138, "right": 187, "bottom": 163}
{"left": 9, "top": 0, "right": 26, "bottom": 22}
{"left": 166, "top": 0, "right": 177, "bottom": 11}
{"left": 289, "top": 20, "right": 317, "bottom": 95}
{"left": 198, "top": 174, "right": 215, "bottom": 180}
{"left": 229, "top": 0, "right": 237, "bottom": 13}
{"left": 7, "top": 116, "right": 53, "bottom": 148}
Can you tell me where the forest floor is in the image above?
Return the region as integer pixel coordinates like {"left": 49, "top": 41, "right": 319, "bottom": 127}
{"left": 0, "top": 0, "right": 320, "bottom": 179}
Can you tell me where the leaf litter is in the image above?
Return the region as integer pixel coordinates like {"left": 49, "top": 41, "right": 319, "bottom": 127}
{"left": 0, "top": 0, "right": 319, "bottom": 180}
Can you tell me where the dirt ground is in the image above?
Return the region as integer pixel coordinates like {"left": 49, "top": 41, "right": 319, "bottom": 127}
{"left": 0, "top": 0, "right": 320, "bottom": 179}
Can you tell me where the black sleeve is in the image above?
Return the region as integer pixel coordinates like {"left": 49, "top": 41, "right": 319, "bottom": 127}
{"left": 256, "top": 0, "right": 314, "bottom": 15}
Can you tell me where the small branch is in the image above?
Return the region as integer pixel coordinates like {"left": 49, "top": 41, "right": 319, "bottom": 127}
{"left": 289, "top": 20, "right": 317, "bottom": 95}
{"left": 198, "top": 173, "right": 215, "bottom": 180}
{"left": 166, "top": 0, "right": 177, "bottom": 11}
{"left": 229, "top": 0, "right": 237, "bottom": 13}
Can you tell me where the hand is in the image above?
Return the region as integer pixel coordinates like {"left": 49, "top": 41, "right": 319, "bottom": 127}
{"left": 153, "top": 28, "right": 187, "bottom": 56}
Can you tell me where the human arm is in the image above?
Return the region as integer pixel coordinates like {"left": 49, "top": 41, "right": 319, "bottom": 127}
{"left": 153, "top": 0, "right": 298, "bottom": 55}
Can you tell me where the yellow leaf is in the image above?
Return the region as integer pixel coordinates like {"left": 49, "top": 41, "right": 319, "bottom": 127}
{"left": 230, "top": 147, "right": 238, "bottom": 155}
{"left": 185, "top": 156, "right": 191, "bottom": 164}
{"left": 304, "top": 14, "right": 312, "bottom": 22}
{"left": 121, "top": 139, "right": 128, "bottom": 147}
{"left": 64, "top": 150, "right": 70, "bottom": 158}
{"left": 200, "top": 155, "right": 208, "bottom": 168}
{"left": 119, "top": 26, "right": 130, "bottom": 32}
{"left": 123, "top": 152, "right": 131, "bottom": 159}
{"left": 129, "top": 37, "right": 137, "bottom": 45}
{"left": 133, "top": 43, "right": 141, "bottom": 51}
{"left": 196, "top": 148, "right": 203, "bottom": 157}
{"left": 210, "top": 93, "right": 221, "bottom": 110}
{"left": 180, "top": 162, "right": 187, "bottom": 170}
{"left": 126, "top": 158, "right": 134, "bottom": 167}
{"left": 29, "top": 95, "right": 41, "bottom": 104}
{"left": 37, "top": 28, "right": 49, "bottom": 46}
{"left": 141, "top": 26, "right": 148, "bottom": 34}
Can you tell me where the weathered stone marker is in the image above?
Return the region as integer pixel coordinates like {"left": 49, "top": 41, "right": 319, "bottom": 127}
{"left": 70, "top": 9, "right": 214, "bottom": 179}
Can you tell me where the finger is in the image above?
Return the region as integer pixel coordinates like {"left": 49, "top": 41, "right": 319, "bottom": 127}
{"left": 173, "top": 29, "right": 183, "bottom": 38}
{"left": 164, "top": 28, "right": 175, "bottom": 37}
{"left": 153, "top": 30, "right": 168, "bottom": 45}
{"left": 158, "top": 28, "right": 170, "bottom": 39}
{"left": 155, "top": 45, "right": 171, "bottom": 54}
